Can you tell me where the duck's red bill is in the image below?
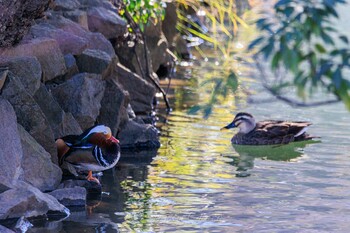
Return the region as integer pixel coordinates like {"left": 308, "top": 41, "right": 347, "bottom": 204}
{"left": 110, "top": 136, "right": 119, "bottom": 143}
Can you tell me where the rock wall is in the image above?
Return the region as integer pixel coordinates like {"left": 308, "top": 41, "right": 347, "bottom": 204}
{"left": 0, "top": 0, "right": 174, "bottom": 225}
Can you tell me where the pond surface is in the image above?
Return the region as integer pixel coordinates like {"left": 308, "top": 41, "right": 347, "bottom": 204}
{"left": 40, "top": 60, "right": 350, "bottom": 233}
{"left": 26, "top": 3, "right": 350, "bottom": 233}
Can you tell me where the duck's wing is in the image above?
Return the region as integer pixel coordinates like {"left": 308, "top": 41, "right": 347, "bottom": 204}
{"left": 257, "top": 120, "right": 312, "bottom": 137}
{"left": 62, "top": 146, "right": 98, "bottom": 166}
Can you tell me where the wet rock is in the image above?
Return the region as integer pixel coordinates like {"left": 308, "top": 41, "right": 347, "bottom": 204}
{"left": 87, "top": 7, "right": 127, "bottom": 39}
{"left": 52, "top": 0, "right": 81, "bottom": 11}
{"left": 34, "top": 84, "right": 82, "bottom": 139}
{"left": 59, "top": 179, "right": 102, "bottom": 194}
{"left": 0, "top": 38, "right": 67, "bottom": 82}
{"left": 49, "top": 187, "right": 86, "bottom": 207}
{"left": 115, "top": 63, "right": 156, "bottom": 114}
{"left": 18, "top": 124, "right": 62, "bottom": 192}
{"left": 63, "top": 10, "right": 89, "bottom": 30}
{"left": 1, "top": 74, "right": 57, "bottom": 162}
{"left": 118, "top": 120, "right": 160, "bottom": 149}
{"left": 0, "top": 56, "right": 42, "bottom": 94}
{"left": 98, "top": 79, "right": 126, "bottom": 135}
{"left": 14, "top": 217, "right": 33, "bottom": 233}
{"left": 0, "top": 225, "right": 15, "bottom": 233}
{"left": 50, "top": 73, "right": 106, "bottom": 130}
{"left": 76, "top": 49, "right": 112, "bottom": 74}
{"left": 0, "top": 68, "right": 8, "bottom": 92}
{"left": 0, "top": 0, "right": 50, "bottom": 47}
{"left": 86, "top": 33, "right": 116, "bottom": 58}
{"left": 0, "top": 182, "right": 69, "bottom": 220}
{"left": 0, "top": 98, "right": 22, "bottom": 188}
{"left": 26, "top": 23, "right": 88, "bottom": 55}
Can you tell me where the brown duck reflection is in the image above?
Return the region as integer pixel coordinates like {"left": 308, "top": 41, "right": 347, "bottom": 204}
{"left": 227, "top": 141, "right": 320, "bottom": 177}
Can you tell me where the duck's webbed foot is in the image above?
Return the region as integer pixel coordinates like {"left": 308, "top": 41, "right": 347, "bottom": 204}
{"left": 86, "top": 170, "right": 100, "bottom": 184}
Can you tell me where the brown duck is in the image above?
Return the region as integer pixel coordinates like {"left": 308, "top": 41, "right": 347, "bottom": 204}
{"left": 221, "top": 112, "right": 316, "bottom": 145}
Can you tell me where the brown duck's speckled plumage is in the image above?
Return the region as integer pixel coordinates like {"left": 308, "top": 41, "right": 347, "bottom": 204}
{"left": 231, "top": 120, "right": 314, "bottom": 145}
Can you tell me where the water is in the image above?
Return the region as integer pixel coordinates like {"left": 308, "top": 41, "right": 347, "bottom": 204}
{"left": 19, "top": 3, "right": 350, "bottom": 232}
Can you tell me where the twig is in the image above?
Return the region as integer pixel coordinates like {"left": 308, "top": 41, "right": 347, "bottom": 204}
{"left": 254, "top": 58, "right": 341, "bottom": 107}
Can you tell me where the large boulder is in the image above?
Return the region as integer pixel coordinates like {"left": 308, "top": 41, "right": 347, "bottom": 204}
{"left": 41, "top": 15, "right": 116, "bottom": 57}
{"left": 75, "top": 49, "right": 113, "bottom": 74}
{"left": 50, "top": 73, "right": 106, "bottom": 130}
{"left": 18, "top": 125, "right": 62, "bottom": 192}
{"left": 0, "top": 182, "right": 69, "bottom": 220}
{"left": 1, "top": 73, "right": 57, "bottom": 162}
{"left": 115, "top": 63, "right": 156, "bottom": 114}
{"left": 87, "top": 7, "right": 127, "bottom": 39}
{"left": 118, "top": 119, "right": 160, "bottom": 149}
{"left": 48, "top": 187, "right": 86, "bottom": 207}
{"left": 97, "top": 79, "right": 126, "bottom": 135}
{"left": 0, "top": 0, "right": 51, "bottom": 47}
{"left": 0, "top": 38, "right": 67, "bottom": 82}
{"left": 0, "top": 56, "right": 42, "bottom": 94}
{"left": 162, "top": 2, "right": 178, "bottom": 46}
{"left": 25, "top": 23, "right": 88, "bottom": 55}
{"left": 34, "top": 84, "right": 82, "bottom": 139}
{"left": 0, "top": 225, "right": 14, "bottom": 233}
{"left": 0, "top": 98, "right": 23, "bottom": 188}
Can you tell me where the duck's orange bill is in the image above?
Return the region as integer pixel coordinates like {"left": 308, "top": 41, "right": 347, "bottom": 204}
{"left": 110, "top": 136, "right": 119, "bottom": 143}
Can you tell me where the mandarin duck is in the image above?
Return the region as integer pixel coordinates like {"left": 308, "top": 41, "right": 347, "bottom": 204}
{"left": 221, "top": 112, "right": 317, "bottom": 145}
{"left": 56, "top": 125, "right": 120, "bottom": 183}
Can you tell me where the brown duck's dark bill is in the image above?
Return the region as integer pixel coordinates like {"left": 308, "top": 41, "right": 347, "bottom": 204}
{"left": 220, "top": 121, "right": 236, "bottom": 130}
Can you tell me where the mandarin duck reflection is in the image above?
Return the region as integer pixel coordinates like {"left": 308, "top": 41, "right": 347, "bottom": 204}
{"left": 56, "top": 125, "right": 120, "bottom": 183}
{"left": 221, "top": 112, "right": 317, "bottom": 145}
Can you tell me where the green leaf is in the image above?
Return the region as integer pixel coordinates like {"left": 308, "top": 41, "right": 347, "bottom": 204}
{"left": 271, "top": 51, "right": 281, "bottom": 70}
{"left": 187, "top": 105, "right": 201, "bottom": 115}
{"left": 248, "top": 37, "right": 264, "bottom": 51}
{"left": 339, "top": 35, "right": 349, "bottom": 44}
{"left": 332, "top": 68, "right": 342, "bottom": 89}
{"left": 315, "top": 43, "right": 326, "bottom": 53}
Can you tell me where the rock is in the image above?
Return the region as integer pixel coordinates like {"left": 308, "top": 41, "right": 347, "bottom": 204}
{"left": 118, "top": 120, "right": 160, "bottom": 149}
{"left": 0, "top": 183, "right": 11, "bottom": 194}
{"left": 63, "top": 10, "right": 89, "bottom": 30}
{"left": 0, "top": 182, "right": 69, "bottom": 220}
{"left": 63, "top": 53, "right": 80, "bottom": 79}
{"left": 25, "top": 23, "right": 88, "bottom": 55}
{"left": 1, "top": 73, "right": 57, "bottom": 162}
{"left": 0, "top": 68, "right": 8, "bottom": 92}
{"left": 87, "top": 7, "right": 127, "bottom": 39}
{"left": 115, "top": 63, "right": 156, "bottom": 114}
{"left": 97, "top": 79, "right": 126, "bottom": 135}
{"left": 49, "top": 187, "right": 86, "bottom": 207}
{"left": 0, "top": 225, "right": 15, "bottom": 233}
{"left": 42, "top": 15, "right": 115, "bottom": 57}
{"left": 86, "top": 33, "right": 116, "bottom": 58}
{"left": 75, "top": 49, "right": 112, "bottom": 74}
{"left": 14, "top": 216, "right": 33, "bottom": 233}
{"left": 18, "top": 124, "right": 62, "bottom": 192}
{"left": 52, "top": 0, "right": 81, "bottom": 11}
{"left": 0, "top": 56, "right": 42, "bottom": 94}
{"left": 0, "top": 0, "right": 50, "bottom": 47}
{"left": 0, "top": 98, "right": 22, "bottom": 188}
{"left": 145, "top": 22, "right": 170, "bottom": 74}
{"left": 77, "top": 0, "right": 117, "bottom": 10}
{"left": 173, "top": 34, "right": 192, "bottom": 60}
{"left": 34, "top": 84, "right": 82, "bottom": 139}
{"left": 0, "top": 38, "right": 67, "bottom": 82}
{"left": 162, "top": 2, "right": 178, "bottom": 46}
{"left": 50, "top": 73, "right": 106, "bottom": 130}
{"left": 59, "top": 179, "right": 102, "bottom": 194}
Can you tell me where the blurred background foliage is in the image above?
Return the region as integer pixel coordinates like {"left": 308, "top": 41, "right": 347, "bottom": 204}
{"left": 121, "top": 0, "right": 350, "bottom": 114}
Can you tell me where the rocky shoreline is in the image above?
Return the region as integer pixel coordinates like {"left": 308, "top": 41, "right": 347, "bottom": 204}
{"left": 0, "top": 0, "right": 184, "bottom": 230}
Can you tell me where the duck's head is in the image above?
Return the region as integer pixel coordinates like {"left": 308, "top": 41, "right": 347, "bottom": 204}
{"left": 221, "top": 112, "right": 256, "bottom": 134}
{"left": 85, "top": 125, "right": 119, "bottom": 145}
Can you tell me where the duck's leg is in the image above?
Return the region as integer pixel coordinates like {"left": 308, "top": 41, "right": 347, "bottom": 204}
{"left": 86, "top": 170, "right": 100, "bottom": 184}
